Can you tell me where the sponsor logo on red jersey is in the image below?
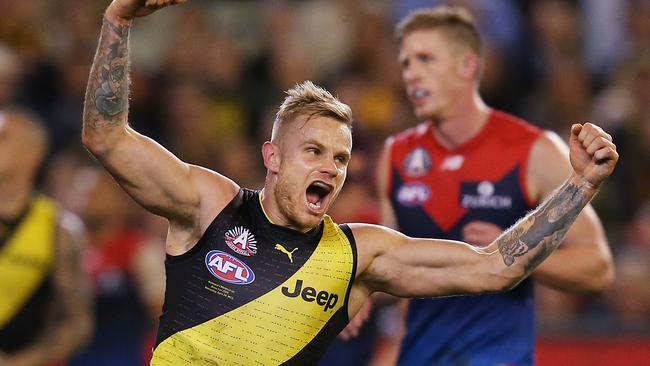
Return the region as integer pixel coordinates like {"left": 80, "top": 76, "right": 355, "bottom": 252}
{"left": 460, "top": 181, "right": 512, "bottom": 209}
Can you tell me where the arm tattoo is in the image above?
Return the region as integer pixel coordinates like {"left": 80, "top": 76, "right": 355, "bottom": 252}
{"left": 84, "top": 17, "right": 131, "bottom": 127}
{"left": 496, "top": 180, "right": 589, "bottom": 273}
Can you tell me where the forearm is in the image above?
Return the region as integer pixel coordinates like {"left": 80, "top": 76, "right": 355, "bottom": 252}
{"left": 491, "top": 174, "right": 598, "bottom": 290}
{"left": 82, "top": 10, "right": 132, "bottom": 151}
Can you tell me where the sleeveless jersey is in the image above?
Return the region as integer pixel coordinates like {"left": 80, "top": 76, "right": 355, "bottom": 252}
{"left": 0, "top": 196, "right": 57, "bottom": 352}
{"left": 152, "top": 188, "right": 357, "bottom": 365}
{"left": 388, "top": 110, "right": 542, "bottom": 366}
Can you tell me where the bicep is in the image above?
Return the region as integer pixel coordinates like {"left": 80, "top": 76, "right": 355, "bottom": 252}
{"left": 355, "top": 225, "right": 502, "bottom": 298}
{"left": 90, "top": 126, "right": 236, "bottom": 222}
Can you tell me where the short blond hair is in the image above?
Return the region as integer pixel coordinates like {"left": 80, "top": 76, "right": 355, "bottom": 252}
{"left": 395, "top": 6, "right": 482, "bottom": 57}
{"left": 272, "top": 81, "right": 352, "bottom": 141}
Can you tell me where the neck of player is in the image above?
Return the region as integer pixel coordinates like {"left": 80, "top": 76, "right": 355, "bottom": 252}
{"left": 431, "top": 91, "right": 490, "bottom": 149}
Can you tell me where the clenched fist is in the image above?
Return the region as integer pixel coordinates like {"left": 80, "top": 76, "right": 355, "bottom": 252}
{"left": 106, "top": 0, "right": 187, "bottom": 23}
{"left": 569, "top": 123, "right": 618, "bottom": 188}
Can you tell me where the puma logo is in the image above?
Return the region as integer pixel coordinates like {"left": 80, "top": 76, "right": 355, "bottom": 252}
{"left": 274, "top": 244, "right": 298, "bottom": 263}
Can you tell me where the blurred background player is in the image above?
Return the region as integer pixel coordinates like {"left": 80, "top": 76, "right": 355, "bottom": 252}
{"left": 0, "top": 108, "right": 91, "bottom": 366}
{"left": 376, "top": 6, "right": 613, "bottom": 365}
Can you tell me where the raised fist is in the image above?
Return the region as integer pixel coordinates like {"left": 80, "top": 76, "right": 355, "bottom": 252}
{"left": 569, "top": 123, "right": 618, "bottom": 188}
{"left": 106, "top": 0, "right": 187, "bottom": 22}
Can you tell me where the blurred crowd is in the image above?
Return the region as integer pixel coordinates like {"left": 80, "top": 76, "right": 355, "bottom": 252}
{"left": 1, "top": 0, "right": 649, "bottom": 364}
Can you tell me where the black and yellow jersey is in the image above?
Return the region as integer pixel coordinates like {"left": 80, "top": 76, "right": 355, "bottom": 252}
{"left": 152, "top": 189, "right": 357, "bottom": 365}
{"left": 0, "top": 196, "right": 57, "bottom": 352}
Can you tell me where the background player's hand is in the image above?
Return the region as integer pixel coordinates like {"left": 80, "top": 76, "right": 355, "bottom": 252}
{"left": 338, "top": 299, "right": 373, "bottom": 340}
{"left": 106, "top": 0, "right": 187, "bottom": 22}
{"left": 569, "top": 123, "right": 618, "bottom": 188}
{"left": 462, "top": 221, "right": 502, "bottom": 248}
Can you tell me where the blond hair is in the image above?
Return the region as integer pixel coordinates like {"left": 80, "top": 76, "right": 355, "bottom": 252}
{"left": 395, "top": 6, "right": 482, "bottom": 57}
{"left": 272, "top": 81, "right": 352, "bottom": 141}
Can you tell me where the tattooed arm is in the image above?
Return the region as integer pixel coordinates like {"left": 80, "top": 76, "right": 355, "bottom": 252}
{"left": 82, "top": 0, "right": 238, "bottom": 254}
{"left": 348, "top": 123, "right": 617, "bottom": 308}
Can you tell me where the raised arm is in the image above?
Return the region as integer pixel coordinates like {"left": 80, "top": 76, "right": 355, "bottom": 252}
{"left": 526, "top": 132, "right": 613, "bottom": 292}
{"left": 355, "top": 123, "right": 618, "bottom": 299}
{"left": 82, "top": 0, "right": 238, "bottom": 234}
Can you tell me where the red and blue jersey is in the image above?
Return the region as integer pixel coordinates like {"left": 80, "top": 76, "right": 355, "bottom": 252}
{"left": 388, "top": 110, "right": 542, "bottom": 366}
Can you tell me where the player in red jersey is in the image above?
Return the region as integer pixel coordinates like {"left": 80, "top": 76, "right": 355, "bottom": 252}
{"left": 374, "top": 6, "right": 615, "bottom": 365}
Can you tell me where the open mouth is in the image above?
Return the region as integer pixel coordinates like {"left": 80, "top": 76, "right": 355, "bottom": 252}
{"left": 409, "top": 88, "right": 430, "bottom": 105}
{"left": 305, "top": 181, "right": 333, "bottom": 213}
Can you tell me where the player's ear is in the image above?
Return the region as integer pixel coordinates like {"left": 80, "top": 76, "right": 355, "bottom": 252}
{"left": 262, "top": 141, "right": 280, "bottom": 173}
{"left": 459, "top": 52, "right": 479, "bottom": 80}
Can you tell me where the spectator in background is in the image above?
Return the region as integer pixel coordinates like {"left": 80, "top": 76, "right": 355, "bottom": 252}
{"left": 0, "top": 107, "right": 92, "bottom": 366}
{"left": 67, "top": 166, "right": 164, "bottom": 366}
{"left": 373, "top": 6, "right": 613, "bottom": 365}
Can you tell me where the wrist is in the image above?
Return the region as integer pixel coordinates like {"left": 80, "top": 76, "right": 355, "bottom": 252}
{"left": 568, "top": 173, "right": 600, "bottom": 195}
{"left": 104, "top": 6, "right": 134, "bottom": 27}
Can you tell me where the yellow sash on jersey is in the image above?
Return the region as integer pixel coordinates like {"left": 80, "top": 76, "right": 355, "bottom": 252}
{"left": 152, "top": 215, "right": 354, "bottom": 365}
{"left": 0, "top": 197, "right": 56, "bottom": 328}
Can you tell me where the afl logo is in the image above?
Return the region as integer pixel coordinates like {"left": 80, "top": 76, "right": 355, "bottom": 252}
{"left": 205, "top": 250, "right": 255, "bottom": 285}
{"left": 397, "top": 183, "right": 431, "bottom": 206}
{"left": 225, "top": 226, "right": 257, "bottom": 256}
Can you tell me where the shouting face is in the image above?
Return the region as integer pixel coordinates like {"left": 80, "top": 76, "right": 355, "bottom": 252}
{"left": 266, "top": 115, "right": 352, "bottom": 232}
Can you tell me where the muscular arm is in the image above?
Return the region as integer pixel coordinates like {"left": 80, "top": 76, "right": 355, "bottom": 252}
{"left": 355, "top": 123, "right": 617, "bottom": 299}
{"left": 82, "top": 3, "right": 238, "bottom": 251}
{"left": 3, "top": 213, "right": 92, "bottom": 366}
{"left": 527, "top": 132, "right": 614, "bottom": 292}
{"left": 356, "top": 174, "right": 596, "bottom": 298}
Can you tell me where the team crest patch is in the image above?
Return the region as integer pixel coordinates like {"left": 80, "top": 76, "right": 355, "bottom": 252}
{"left": 205, "top": 250, "right": 255, "bottom": 285}
{"left": 225, "top": 226, "right": 257, "bottom": 256}
{"left": 403, "top": 148, "right": 432, "bottom": 177}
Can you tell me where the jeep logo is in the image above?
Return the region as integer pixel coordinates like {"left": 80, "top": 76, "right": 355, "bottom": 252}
{"left": 281, "top": 279, "right": 338, "bottom": 312}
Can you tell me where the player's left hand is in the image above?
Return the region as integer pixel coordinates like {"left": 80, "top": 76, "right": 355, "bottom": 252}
{"left": 569, "top": 123, "right": 618, "bottom": 188}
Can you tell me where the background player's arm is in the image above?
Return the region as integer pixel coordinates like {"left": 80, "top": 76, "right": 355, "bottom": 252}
{"left": 0, "top": 213, "right": 92, "bottom": 366}
{"left": 377, "top": 138, "right": 398, "bottom": 229}
{"left": 354, "top": 124, "right": 617, "bottom": 300}
{"left": 82, "top": 0, "right": 238, "bottom": 232}
{"left": 527, "top": 132, "right": 614, "bottom": 292}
